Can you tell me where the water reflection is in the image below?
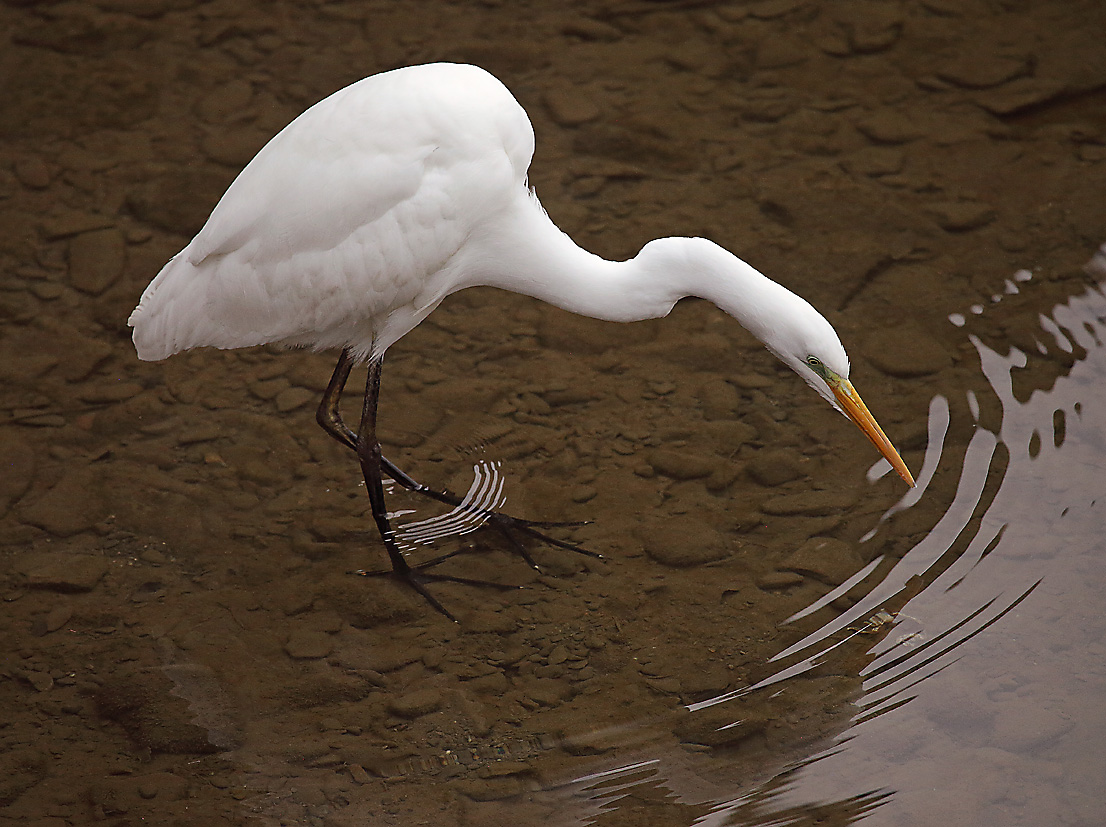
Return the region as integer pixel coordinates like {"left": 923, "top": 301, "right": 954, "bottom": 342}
{"left": 537, "top": 249, "right": 1106, "bottom": 826}
{"left": 391, "top": 460, "right": 506, "bottom": 551}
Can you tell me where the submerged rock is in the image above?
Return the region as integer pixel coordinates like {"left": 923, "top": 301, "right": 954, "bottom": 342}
{"left": 639, "top": 521, "right": 729, "bottom": 567}
{"left": 68, "top": 228, "right": 126, "bottom": 295}
{"left": 780, "top": 536, "right": 864, "bottom": 585}
{"left": 18, "top": 553, "right": 108, "bottom": 593}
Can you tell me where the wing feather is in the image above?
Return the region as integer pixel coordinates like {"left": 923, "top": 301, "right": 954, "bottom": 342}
{"left": 130, "top": 64, "right": 535, "bottom": 361}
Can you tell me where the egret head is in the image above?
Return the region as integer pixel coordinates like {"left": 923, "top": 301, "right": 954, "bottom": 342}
{"left": 757, "top": 298, "right": 850, "bottom": 410}
{"left": 632, "top": 235, "right": 914, "bottom": 486}
{"left": 764, "top": 306, "right": 915, "bottom": 487}
{"left": 664, "top": 237, "right": 915, "bottom": 487}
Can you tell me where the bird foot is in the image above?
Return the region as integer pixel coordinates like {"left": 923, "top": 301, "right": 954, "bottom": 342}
{"left": 353, "top": 560, "right": 520, "bottom": 622}
{"left": 484, "top": 512, "right": 601, "bottom": 571}
{"left": 382, "top": 455, "right": 599, "bottom": 570}
{"left": 393, "top": 503, "right": 599, "bottom": 572}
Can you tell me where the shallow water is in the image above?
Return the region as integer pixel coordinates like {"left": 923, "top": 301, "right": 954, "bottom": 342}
{"left": 2, "top": 2, "right": 1106, "bottom": 826}
{"left": 613, "top": 258, "right": 1106, "bottom": 827}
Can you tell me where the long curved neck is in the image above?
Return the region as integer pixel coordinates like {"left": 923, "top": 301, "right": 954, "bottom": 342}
{"left": 455, "top": 195, "right": 668, "bottom": 321}
{"left": 458, "top": 193, "right": 801, "bottom": 347}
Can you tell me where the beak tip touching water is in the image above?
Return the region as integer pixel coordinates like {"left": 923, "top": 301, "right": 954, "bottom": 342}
{"left": 832, "top": 380, "right": 915, "bottom": 488}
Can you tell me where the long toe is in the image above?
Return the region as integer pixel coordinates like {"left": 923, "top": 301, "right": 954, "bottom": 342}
{"left": 488, "top": 512, "right": 603, "bottom": 559}
{"left": 352, "top": 565, "right": 521, "bottom": 622}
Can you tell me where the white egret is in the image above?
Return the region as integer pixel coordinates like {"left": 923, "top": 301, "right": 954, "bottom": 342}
{"left": 130, "top": 63, "right": 914, "bottom": 619}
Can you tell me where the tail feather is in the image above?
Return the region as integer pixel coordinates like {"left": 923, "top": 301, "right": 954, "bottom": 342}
{"left": 128, "top": 248, "right": 251, "bottom": 361}
{"left": 129, "top": 253, "right": 187, "bottom": 361}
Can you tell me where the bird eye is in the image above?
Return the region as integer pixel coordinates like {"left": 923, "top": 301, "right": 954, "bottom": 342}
{"left": 805, "top": 356, "right": 829, "bottom": 379}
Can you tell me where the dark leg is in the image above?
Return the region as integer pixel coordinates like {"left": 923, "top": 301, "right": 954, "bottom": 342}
{"left": 316, "top": 348, "right": 358, "bottom": 451}
{"left": 350, "top": 357, "right": 520, "bottom": 620}
{"left": 378, "top": 456, "right": 597, "bottom": 563}
{"left": 315, "top": 350, "right": 597, "bottom": 568}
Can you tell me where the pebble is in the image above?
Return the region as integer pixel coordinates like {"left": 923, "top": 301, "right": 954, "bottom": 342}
{"left": 919, "top": 0, "right": 962, "bottom": 13}
{"left": 705, "top": 463, "right": 742, "bottom": 492}
{"left": 855, "top": 111, "right": 924, "bottom": 144}
{"left": 26, "top": 671, "right": 55, "bottom": 692}
{"left": 703, "top": 420, "right": 759, "bottom": 452}
{"left": 32, "top": 605, "right": 73, "bottom": 636}
{"left": 135, "top": 773, "right": 188, "bottom": 801}
{"left": 14, "top": 157, "right": 51, "bottom": 189}
{"left": 309, "top": 610, "right": 344, "bottom": 634}
{"left": 864, "top": 322, "right": 952, "bottom": 377}
{"left": 749, "top": 0, "right": 805, "bottom": 19}
{"left": 973, "top": 78, "right": 1064, "bottom": 117}
{"left": 30, "top": 283, "right": 64, "bottom": 301}
{"left": 453, "top": 775, "right": 527, "bottom": 802}
{"left": 990, "top": 698, "right": 1074, "bottom": 753}
{"left": 559, "top": 729, "right": 619, "bottom": 755}
{"left": 937, "top": 54, "right": 1028, "bottom": 89}
{"left": 523, "top": 678, "right": 570, "bottom": 708}
{"left": 780, "top": 536, "right": 863, "bottom": 585}
{"left": 926, "top": 682, "right": 993, "bottom": 744}
{"left": 756, "top": 571, "right": 805, "bottom": 590}
{"left": 175, "top": 425, "right": 222, "bottom": 445}
{"left": 1079, "top": 145, "right": 1106, "bottom": 163}
{"left": 645, "top": 676, "right": 682, "bottom": 695}
{"left": 479, "top": 760, "right": 531, "bottom": 779}
{"left": 639, "top": 521, "right": 728, "bottom": 567}
{"left": 284, "top": 629, "right": 334, "bottom": 660}
{"left": 847, "top": 17, "right": 902, "bottom": 53}
{"left": 542, "top": 88, "right": 600, "bottom": 128}
{"left": 570, "top": 485, "right": 596, "bottom": 503}
{"left": 248, "top": 377, "right": 289, "bottom": 401}
{"left": 275, "top": 386, "right": 315, "bottom": 412}
{"left": 387, "top": 688, "right": 443, "bottom": 719}
{"left": 14, "top": 412, "right": 66, "bottom": 427}
{"left": 77, "top": 381, "right": 144, "bottom": 404}
{"left": 746, "top": 448, "right": 803, "bottom": 487}
{"left": 646, "top": 448, "right": 718, "bottom": 480}
{"left": 543, "top": 387, "right": 596, "bottom": 407}
{"left": 19, "top": 553, "right": 109, "bottom": 592}
{"left": 20, "top": 469, "right": 108, "bottom": 537}
{"left": 561, "top": 18, "right": 621, "bottom": 42}
{"left": 42, "top": 211, "right": 116, "bottom": 240}
{"left": 740, "top": 88, "right": 796, "bottom": 123}
{"left": 349, "top": 763, "right": 372, "bottom": 784}
{"left": 925, "top": 200, "right": 996, "bottom": 232}
{"left": 697, "top": 379, "right": 740, "bottom": 421}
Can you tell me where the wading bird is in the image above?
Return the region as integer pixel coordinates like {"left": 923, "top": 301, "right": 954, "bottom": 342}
{"left": 130, "top": 63, "right": 914, "bottom": 619}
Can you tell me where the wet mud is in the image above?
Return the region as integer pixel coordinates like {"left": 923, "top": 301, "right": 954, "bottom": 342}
{"left": 1, "top": 1, "right": 1105, "bottom": 825}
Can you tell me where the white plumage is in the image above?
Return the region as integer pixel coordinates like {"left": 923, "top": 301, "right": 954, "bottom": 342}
{"left": 131, "top": 63, "right": 537, "bottom": 361}
{"left": 129, "top": 63, "right": 913, "bottom": 617}
{"left": 129, "top": 64, "right": 844, "bottom": 385}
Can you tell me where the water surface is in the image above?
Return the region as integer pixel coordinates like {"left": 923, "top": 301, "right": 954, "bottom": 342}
{"left": 1, "top": 2, "right": 1105, "bottom": 826}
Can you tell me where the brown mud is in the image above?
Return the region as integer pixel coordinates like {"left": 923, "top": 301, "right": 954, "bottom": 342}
{"left": 1, "top": 1, "right": 1105, "bottom": 825}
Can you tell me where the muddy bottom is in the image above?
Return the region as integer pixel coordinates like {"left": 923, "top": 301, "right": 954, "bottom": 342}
{"left": 2, "top": 1, "right": 1105, "bottom": 826}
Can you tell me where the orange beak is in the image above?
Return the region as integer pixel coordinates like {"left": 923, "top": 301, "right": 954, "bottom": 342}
{"left": 831, "top": 379, "right": 915, "bottom": 487}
